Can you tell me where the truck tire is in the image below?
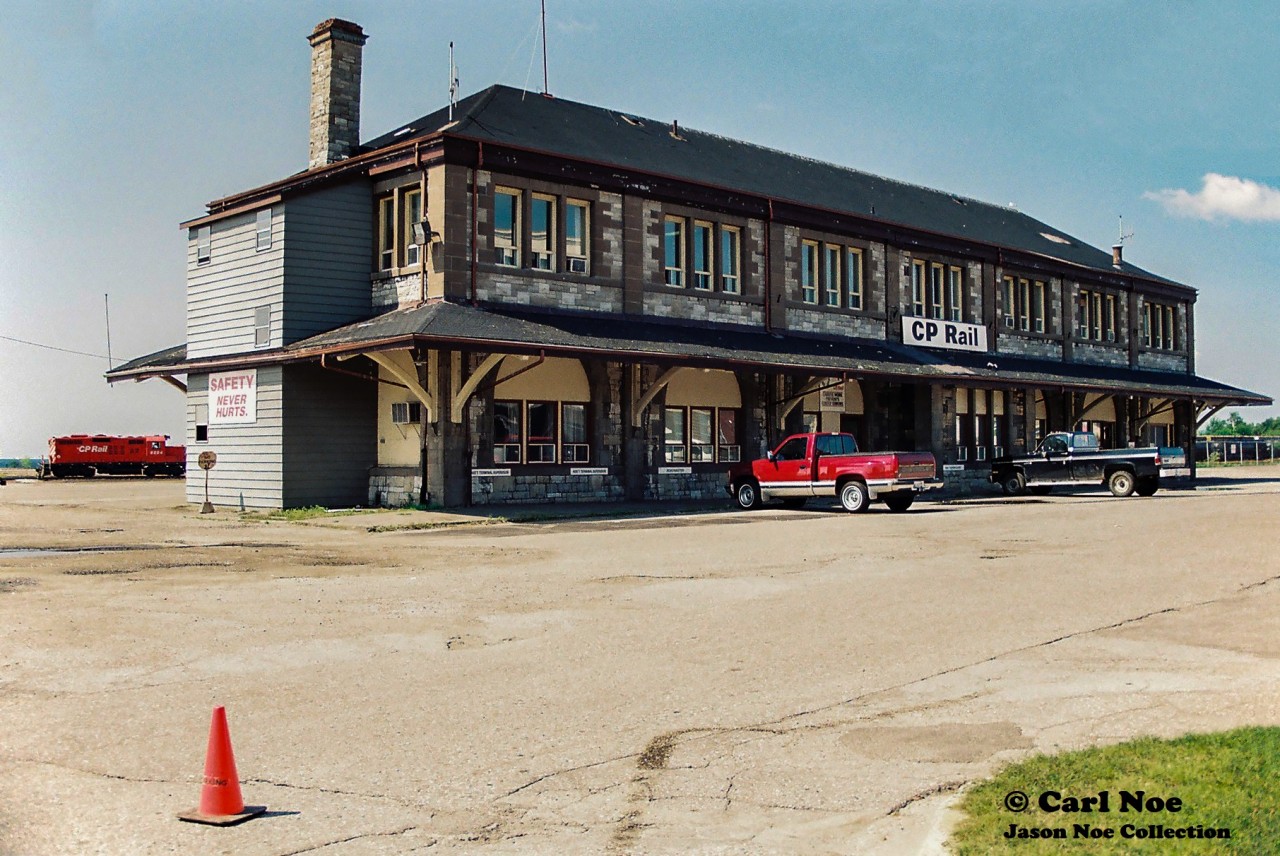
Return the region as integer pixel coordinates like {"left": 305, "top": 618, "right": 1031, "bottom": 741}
{"left": 780, "top": 497, "right": 807, "bottom": 509}
{"left": 839, "top": 480, "right": 870, "bottom": 513}
{"left": 1107, "top": 469, "right": 1136, "bottom": 497}
{"left": 883, "top": 493, "right": 914, "bottom": 512}
{"left": 1000, "top": 471, "right": 1025, "bottom": 497}
{"left": 734, "top": 480, "right": 762, "bottom": 511}
{"left": 1136, "top": 477, "right": 1158, "bottom": 497}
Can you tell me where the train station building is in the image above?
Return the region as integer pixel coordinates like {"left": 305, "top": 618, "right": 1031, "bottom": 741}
{"left": 108, "top": 19, "right": 1269, "bottom": 509}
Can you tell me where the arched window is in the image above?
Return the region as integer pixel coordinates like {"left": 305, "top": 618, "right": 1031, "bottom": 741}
{"left": 662, "top": 369, "right": 742, "bottom": 464}
{"left": 493, "top": 357, "right": 590, "bottom": 464}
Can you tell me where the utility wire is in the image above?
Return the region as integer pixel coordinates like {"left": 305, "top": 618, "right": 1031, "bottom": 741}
{"left": 0, "top": 334, "right": 109, "bottom": 361}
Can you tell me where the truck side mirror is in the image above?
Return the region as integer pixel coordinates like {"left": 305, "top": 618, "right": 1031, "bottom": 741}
{"left": 766, "top": 451, "right": 776, "bottom": 463}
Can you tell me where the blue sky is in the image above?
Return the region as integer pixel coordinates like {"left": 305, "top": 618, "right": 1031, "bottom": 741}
{"left": 2, "top": 1, "right": 1277, "bottom": 455}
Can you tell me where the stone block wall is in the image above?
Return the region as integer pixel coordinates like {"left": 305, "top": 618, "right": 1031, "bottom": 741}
{"left": 369, "top": 467, "right": 421, "bottom": 507}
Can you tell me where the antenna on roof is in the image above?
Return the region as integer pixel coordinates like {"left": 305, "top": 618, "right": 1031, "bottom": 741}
{"left": 1117, "top": 214, "right": 1134, "bottom": 245}
{"left": 448, "top": 41, "right": 459, "bottom": 121}
{"left": 104, "top": 293, "right": 113, "bottom": 370}
{"left": 540, "top": 0, "right": 551, "bottom": 96}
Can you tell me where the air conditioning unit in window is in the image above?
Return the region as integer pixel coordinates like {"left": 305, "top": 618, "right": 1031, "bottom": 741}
{"left": 391, "top": 402, "right": 422, "bottom": 425}
{"left": 567, "top": 257, "right": 587, "bottom": 274}
{"left": 495, "top": 247, "right": 516, "bottom": 266}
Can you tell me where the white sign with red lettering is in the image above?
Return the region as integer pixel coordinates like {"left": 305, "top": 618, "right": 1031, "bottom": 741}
{"left": 208, "top": 369, "right": 257, "bottom": 424}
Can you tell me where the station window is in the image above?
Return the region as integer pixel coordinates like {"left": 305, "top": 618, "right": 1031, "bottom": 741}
{"left": 376, "top": 186, "right": 426, "bottom": 272}
{"left": 196, "top": 226, "right": 211, "bottom": 264}
{"left": 390, "top": 402, "right": 422, "bottom": 425}
{"left": 663, "top": 406, "right": 739, "bottom": 463}
{"left": 194, "top": 403, "right": 209, "bottom": 443}
{"left": 530, "top": 194, "right": 556, "bottom": 270}
{"left": 720, "top": 226, "right": 740, "bottom": 293}
{"left": 823, "top": 244, "right": 841, "bottom": 307}
{"left": 1003, "top": 275, "right": 1048, "bottom": 333}
{"left": 565, "top": 200, "right": 589, "bottom": 273}
{"left": 663, "top": 217, "right": 686, "bottom": 285}
{"left": 1143, "top": 301, "right": 1177, "bottom": 350}
{"left": 493, "top": 398, "right": 590, "bottom": 465}
{"left": 255, "top": 208, "right": 272, "bottom": 252}
{"left": 692, "top": 221, "right": 714, "bottom": 290}
{"left": 801, "top": 241, "right": 819, "bottom": 303}
{"left": 1077, "top": 288, "right": 1118, "bottom": 342}
{"left": 916, "top": 260, "right": 965, "bottom": 320}
{"left": 846, "top": 248, "right": 864, "bottom": 309}
{"left": 494, "top": 188, "right": 521, "bottom": 267}
{"left": 253, "top": 306, "right": 271, "bottom": 348}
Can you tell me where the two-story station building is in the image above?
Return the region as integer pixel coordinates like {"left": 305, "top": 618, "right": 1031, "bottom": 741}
{"left": 109, "top": 19, "right": 1269, "bottom": 509}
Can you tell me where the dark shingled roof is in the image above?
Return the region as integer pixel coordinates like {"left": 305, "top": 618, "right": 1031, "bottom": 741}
{"left": 103, "top": 303, "right": 1269, "bottom": 404}
{"left": 365, "top": 84, "right": 1177, "bottom": 285}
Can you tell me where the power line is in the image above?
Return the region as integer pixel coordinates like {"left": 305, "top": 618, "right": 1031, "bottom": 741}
{"left": 0, "top": 334, "right": 109, "bottom": 361}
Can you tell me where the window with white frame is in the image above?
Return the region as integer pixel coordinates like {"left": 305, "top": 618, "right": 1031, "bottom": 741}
{"left": 255, "top": 208, "right": 272, "bottom": 252}
{"left": 846, "top": 247, "right": 864, "bottom": 309}
{"left": 391, "top": 401, "right": 422, "bottom": 425}
{"left": 801, "top": 240, "right": 819, "bottom": 303}
{"left": 377, "top": 195, "right": 396, "bottom": 271}
{"left": 1077, "top": 288, "right": 1117, "bottom": 342}
{"left": 196, "top": 225, "right": 211, "bottom": 264}
{"left": 194, "top": 403, "right": 209, "bottom": 443}
{"left": 663, "top": 406, "right": 739, "bottom": 463}
{"left": 402, "top": 188, "right": 422, "bottom": 267}
{"left": 565, "top": 200, "right": 589, "bottom": 273}
{"left": 947, "top": 266, "right": 963, "bottom": 321}
{"left": 530, "top": 194, "right": 555, "bottom": 270}
{"left": 692, "top": 221, "right": 714, "bottom": 289}
{"left": 912, "top": 260, "right": 927, "bottom": 316}
{"left": 492, "top": 398, "right": 590, "bottom": 464}
{"left": 1143, "top": 301, "right": 1177, "bottom": 350}
{"left": 823, "top": 244, "right": 841, "bottom": 307}
{"left": 253, "top": 306, "right": 270, "bottom": 348}
{"left": 720, "top": 225, "right": 740, "bottom": 293}
{"left": 494, "top": 188, "right": 520, "bottom": 267}
{"left": 1002, "top": 275, "right": 1048, "bottom": 333}
{"left": 663, "top": 217, "right": 685, "bottom": 285}
{"left": 914, "top": 260, "right": 965, "bottom": 319}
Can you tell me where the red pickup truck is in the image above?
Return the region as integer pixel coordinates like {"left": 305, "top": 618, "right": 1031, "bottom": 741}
{"left": 726, "top": 432, "right": 940, "bottom": 513}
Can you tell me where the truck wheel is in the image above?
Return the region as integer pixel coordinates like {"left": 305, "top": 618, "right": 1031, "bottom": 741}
{"left": 735, "top": 481, "right": 762, "bottom": 511}
{"left": 883, "top": 493, "right": 914, "bottom": 512}
{"left": 1000, "top": 472, "right": 1025, "bottom": 497}
{"left": 1136, "top": 477, "right": 1158, "bottom": 497}
{"left": 839, "top": 481, "right": 870, "bottom": 513}
{"left": 780, "top": 498, "right": 807, "bottom": 509}
{"left": 1107, "top": 469, "right": 1136, "bottom": 497}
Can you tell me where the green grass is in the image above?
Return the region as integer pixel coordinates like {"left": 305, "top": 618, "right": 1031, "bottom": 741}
{"left": 949, "top": 727, "right": 1280, "bottom": 854}
{"left": 367, "top": 518, "right": 505, "bottom": 533}
{"left": 244, "top": 505, "right": 381, "bottom": 522}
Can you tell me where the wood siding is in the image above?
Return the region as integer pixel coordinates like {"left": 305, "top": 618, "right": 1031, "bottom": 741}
{"left": 185, "top": 368, "right": 284, "bottom": 508}
{"left": 282, "top": 181, "right": 373, "bottom": 342}
{"left": 186, "top": 209, "right": 284, "bottom": 358}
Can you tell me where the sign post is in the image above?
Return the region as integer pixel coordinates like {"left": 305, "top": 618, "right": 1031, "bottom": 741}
{"left": 198, "top": 451, "right": 217, "bottom": 514}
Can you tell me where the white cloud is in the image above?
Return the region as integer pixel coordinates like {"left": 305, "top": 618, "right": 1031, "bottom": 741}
{"left": 1145, "top": 173, "right": 1280, "bottom": 222}
{"left": 556, "top": 18, "right": 597, "bottom": 35}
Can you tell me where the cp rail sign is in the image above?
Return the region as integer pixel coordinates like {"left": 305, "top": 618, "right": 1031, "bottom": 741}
{"left": 901, "top": 317, "right": 989, "bottom": 353}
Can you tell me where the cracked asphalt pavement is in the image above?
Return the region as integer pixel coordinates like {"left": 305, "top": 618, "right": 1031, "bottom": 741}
{"left": 1, "top": 470, "right": 1278, "bottom": 854}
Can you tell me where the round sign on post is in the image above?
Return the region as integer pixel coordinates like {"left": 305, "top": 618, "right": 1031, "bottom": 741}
{"left": 198, "top": 451, "right": 217, "bottom": 513}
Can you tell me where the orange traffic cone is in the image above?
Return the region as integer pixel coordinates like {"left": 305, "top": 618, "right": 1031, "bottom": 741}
{"left": 178, "top": 706, "right": 267, "bottom": 825}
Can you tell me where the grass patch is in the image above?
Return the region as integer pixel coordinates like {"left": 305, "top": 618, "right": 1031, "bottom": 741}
{"left": 243, "top": 506, "right": 384, "bottom": 523}
{"left": 367, "top": 518, "right": 505, "bottom": 533}
{"left": 948, "top": 726, "right": 1280, "bottom": 854}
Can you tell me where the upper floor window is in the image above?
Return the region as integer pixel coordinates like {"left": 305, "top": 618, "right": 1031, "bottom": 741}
{"left": 1143, "top": 301, "right": 1177, "bottom": 350}
{"left": 846, "top": 248, "right": 864, "bottom": 310}
{"left": 1002, "top": 275, "right": 1047, "bottom": 333}
{"left": 255, "top": 209, "right": 272, "bottom": 252}
{"left": 566, "top": 200, "right": 589, "bottom": 273}
{"left": 823, "top": 244, "right": 841, "bottom": 307}
{"left": 402, "top": 189, "right": 422, "bottom": 267}
{"left": 915, "top": 260, "right": 965, "bottom": 319}
{"left": 801, "top": 240, "right": 819, "bottom": 303}
{"left": 720, "top": 226, "right": 740, "bottom": 294}
{"left": 1076, "top": 288, "right": 1117, "bottom": 342}
{"left": 494, "top": 188, "right": 520, "bottom": 267}
{"left": 377, "top": 196, "right": 396, "bottom": 270}
{"left": 530, "top": 194, "right": 555, "bottom": 270}
{"left": 692, "top": 221, "right": 714, "bottom": 290}
{"left": 196, "top": 226, "right": 211, "bottom": 264}
{"left": 253, "top": 306, "right": 270, "bottom": 348}
{"left": 664, "top": 217, "right": 685, "bottom": 285}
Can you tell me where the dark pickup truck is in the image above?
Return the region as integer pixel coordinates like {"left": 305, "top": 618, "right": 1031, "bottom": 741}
{"left": 990, "top": 431, "right": 1162, "bottom": 498}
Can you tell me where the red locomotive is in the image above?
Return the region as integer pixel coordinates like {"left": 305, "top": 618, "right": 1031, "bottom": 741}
{"left": 38, "top": 435, "right": 186, "bottom": 478}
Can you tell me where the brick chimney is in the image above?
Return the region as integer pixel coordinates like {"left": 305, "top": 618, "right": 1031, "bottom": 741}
{"left": 1112, "top": 244, "right": 1123, "bottom": 267}
{"left": 307, "top": 19, "right": 368, "bottom": 170}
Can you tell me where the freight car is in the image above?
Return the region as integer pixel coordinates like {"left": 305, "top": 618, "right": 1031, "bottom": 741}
{"left": 38, "top": 435, "right": 186, "bottom": 478}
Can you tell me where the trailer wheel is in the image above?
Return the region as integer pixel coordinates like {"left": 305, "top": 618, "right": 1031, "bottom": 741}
{"left": 1107, "top": 469, "right": 1136, "bottom": 497}
{"left": 734, "top": 480, "right": 762, "bottom": 511}
{"left": 1000, "top": 471, "right": 1025, "bottom": 497}
{"left": 1136, "top": 477, "right": 1158, "bottom": 497}
{"left": 883, "top": 493, "right": 914, "bottom": 512}
{"left": 839, "top": 480, "right": 870, "bottom": 513}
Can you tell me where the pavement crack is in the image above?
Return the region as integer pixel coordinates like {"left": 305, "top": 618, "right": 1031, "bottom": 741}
{"left": 886, "top": 780, "right": 966, "bottom": 815}
{"left": 503, "top": 752, "right": 637, "bottom": 797}
{"left": 246, "top": 777, "right": 428, "bottom": 809}
{"left": 275, "top": 825, "right": 423, "bottom": 855}
{"left": 4, "top": 756, "right": 174, "bottom": 785}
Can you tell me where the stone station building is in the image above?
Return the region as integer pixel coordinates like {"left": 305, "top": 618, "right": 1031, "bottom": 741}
{"left": 108, "top": 19, "right": 1269, "bottom": 509}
